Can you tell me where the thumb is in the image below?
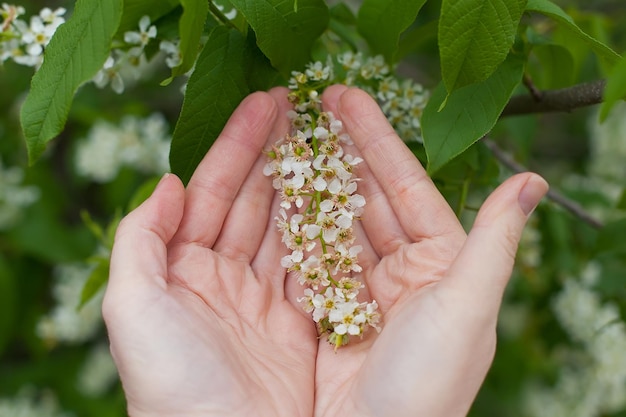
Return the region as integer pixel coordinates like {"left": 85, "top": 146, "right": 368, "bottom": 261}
{"left": 441, "top": 172, "right": 548, "bottom": 316}
{"left": 105, "top": 173, "right": 185, "bottom": 306}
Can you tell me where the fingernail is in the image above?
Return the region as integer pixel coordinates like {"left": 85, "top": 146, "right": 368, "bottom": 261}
{"left": 518, "top": 175, "right": 549, "bottom": 216}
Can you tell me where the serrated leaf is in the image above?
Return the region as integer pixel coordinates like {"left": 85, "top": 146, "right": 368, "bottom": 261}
{"left": 170, "top": 26, "right": 250, "bottom": 184}
{"left": 171, "top": 0, "right": 208, "bottom": 77}
{"left": 423, "top": 54, "right": 525, "bottom": 174}
{"left": 357, "top": 0, "right": 427, "bottom": 63}
{"left": 599, "top": 57, "right": 626, "bottom": 122}
{"left": 229, "top": 0, "right": 329, "bottom": 75}
{"left": 439, "top": 0, "right": 526, "bottom": 93}
{"left": 20, "top": 0, "right": 123, "bottom": 164}
{"left": 526, "top": 0, "right": 620, "bottom": 67}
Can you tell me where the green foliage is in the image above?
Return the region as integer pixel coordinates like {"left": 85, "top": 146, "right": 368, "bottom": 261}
{"left": 20, "top": 0, "right": 123, "bottom": 164}
{"left": 229, "top": 0, "right": 329, "bottom": 76}
{"left": 356, "top": 0, "right": 427, "bottom": 63}
{"left": 438, "top": 0, "right": 526, "bottom": 93}
{"left": 526, "top": 0, "right": 620, "bottom": 67}
{"left": 116, "top": 0, "right": 180, "bottom": 36}
{"left": 170, "top": 26, "right": 251, "bottom": 184}
{"left": 173, "top": 0, "right": 209, "bottom": 77}
{"left": 423, "top": 54, "right": 525, "bottom": 174}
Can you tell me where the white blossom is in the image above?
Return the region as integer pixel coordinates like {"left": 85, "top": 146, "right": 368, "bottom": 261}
{"left": 264, "top": 86, "right": 380, "bottom": 349}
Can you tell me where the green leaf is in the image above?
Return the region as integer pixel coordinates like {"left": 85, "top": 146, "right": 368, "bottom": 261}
{"left": 20, "top": 0, "right": 123, "bottom": 164}
{"left": 599, "top": 57, "right": 626, "bottom": 121}
{"left": 423, "top": 54, "right": 525, "bottom": 174}
{"left": 357, "top": 0, "right": 427, "bottom": 63}
{"left": 439, "top": 0, "right": 526, "bottom": 93}
{"left": 525, "top": 0, "right": 620, "bottom": 67}
{"left": 79, "top": 258, "right": 109, "bottom": 309}
{"left": 229, "top": 0, "right": 329, "bottom": 75}
{"left": 172, "top": 0, "right": 208, "bottom": 77}
{"left": 116, "top": 0, "right": 180, "bottom": 37}
{"left": 169, "top": 26, "right": 250, "bottom": 184}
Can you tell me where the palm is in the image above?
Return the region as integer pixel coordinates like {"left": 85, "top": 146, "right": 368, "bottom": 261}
{"left": 105, "top": 86, "right": 546, "bottom": 417}
{"left": 105, "top": 90, "right": 322, "bottom": 417}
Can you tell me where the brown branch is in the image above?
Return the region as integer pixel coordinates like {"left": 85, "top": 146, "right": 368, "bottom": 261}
{"left": 502, "top": 79, "right": 606, "bottom": 117}
{"left": 482, "top": 138, "right": 605, "bottom": 229}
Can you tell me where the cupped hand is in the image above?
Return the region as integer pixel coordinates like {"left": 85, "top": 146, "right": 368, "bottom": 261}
{"left": 103, "top": 85, "right": 548, "bottom": 417}
{"left": 103, "top": 90, "right": 321, "bottom": 417}
{"left": 309, "top": 86, "right": 548, "bottom": 417}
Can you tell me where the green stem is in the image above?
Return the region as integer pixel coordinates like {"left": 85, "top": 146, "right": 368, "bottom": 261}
{"left": 208, "top": 1, "right": 238, "bottom": 30}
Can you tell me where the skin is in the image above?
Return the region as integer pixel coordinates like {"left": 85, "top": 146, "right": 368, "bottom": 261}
{"left": 103, "top": 85, "right": 549, "bottom": 417}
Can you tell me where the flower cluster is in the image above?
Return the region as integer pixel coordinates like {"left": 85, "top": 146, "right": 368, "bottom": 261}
{"left": 336, "top": 51, "right": 430, "bottom": 143}
{"left": 264, "top": 63, "right": 381, "bottom": 350}
{"left": 0, "top": 3, "right": 65, "bottom": 68}
{"left": 93, "top": 15, "right": 158, "bottom": 94}
{"left": 523, "top": 263, "right": 626, "bottom": 417}
{"left": 74, "top": 113, "right": 171, "bottom": 183}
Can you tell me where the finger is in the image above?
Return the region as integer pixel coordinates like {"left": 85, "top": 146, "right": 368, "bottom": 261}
{"left": 337, "top": 88, "right": 464, "bottom": 243}
{"left": 321, "top": 85, "right": 409, "bottom": 256}
{"left": 104, "top": 174, "right": 185, "bottom": 316}
{"left": 212, "top": 88, "right": 292, "bottom": 261}
{"left": 173, "top": 92, "right": 278, "bottom": 247}
{"left": 441, "top": 173, "right": 548, "bottom": 318}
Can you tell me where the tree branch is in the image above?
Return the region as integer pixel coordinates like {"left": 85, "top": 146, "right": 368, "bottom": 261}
{"left": 501, "top": 79, "right": 606, "bottom": 117}
{"left": 482, "top": 138, "right": 605, "bottom": 229}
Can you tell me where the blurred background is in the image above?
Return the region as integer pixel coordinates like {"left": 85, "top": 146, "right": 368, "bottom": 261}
{"left": 1, "top": 0, "right": 626, "bottom": 416}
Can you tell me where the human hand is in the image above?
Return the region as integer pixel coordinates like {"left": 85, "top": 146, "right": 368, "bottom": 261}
{"left": 103, "top": 85, "right": 548, "bottom": 417}
{"left": 309, "top": 85, "right": 549, "bottom": 417}
{"left": 103, "top": 90, "right": 322, "bottom": 417}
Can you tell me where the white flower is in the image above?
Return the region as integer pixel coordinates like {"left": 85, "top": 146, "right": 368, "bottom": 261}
{"left": 93, "top": 55, "right": 125, "bottom": 94}
{"left": 160, "top": 39, "right": 182, "bottom": 68}
{"left": 329, "top": 300, "right": 365, "bottom": 336}
{"left": 38, "top": 7, "right": 65, "bottom": 28}
{"left": 124, "top": 15, "right": 156, "bottom": 47}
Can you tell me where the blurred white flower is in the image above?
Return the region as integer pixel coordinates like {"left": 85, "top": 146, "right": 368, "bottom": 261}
{"left": 92, "top": 55, "right": 125, "bottom": 94}
{"left": 524, "top": 266, "right": 626, "bottom": 417}
{"left": 159, "top": 39, "right": 182, "bottom": 68}
{"left": 76, "top": 343, "right": 119, "bottom": 397}
{"left": 0, "top": 5, "right": 65, "bottom": 68}
{"left": 0, "top": 386, "right": 73, "bottom": 417}
{"left": 75, "top": 113, "right": 171, "bottom": 183}
{"left": 36, "top": 263, "right": 104, "bottom": 345}
{"left": 0, "top": 159, "right": 39, "bottom": 230}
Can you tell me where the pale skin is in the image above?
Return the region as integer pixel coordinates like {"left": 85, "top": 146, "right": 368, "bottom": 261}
{"left": 103, "top": 85, "right": 549, "bottom": 417}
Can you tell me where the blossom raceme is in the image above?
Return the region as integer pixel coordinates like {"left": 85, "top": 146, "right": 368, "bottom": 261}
{"left": 264, "top": 64, "right": 381, "bottom": 350}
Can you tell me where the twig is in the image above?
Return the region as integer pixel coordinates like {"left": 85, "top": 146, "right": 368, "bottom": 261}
{"left": 502, "top": 80, "right": 606, "bottom": 117}
{"left": 482, "top": 138, "right": 605, "bottom": 229}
